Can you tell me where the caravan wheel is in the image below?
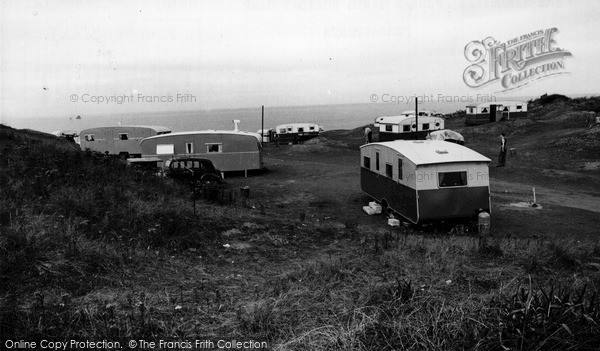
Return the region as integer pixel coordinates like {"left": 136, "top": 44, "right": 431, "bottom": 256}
{"left": 201, "top": 173, "right": 226, "bottom": 185}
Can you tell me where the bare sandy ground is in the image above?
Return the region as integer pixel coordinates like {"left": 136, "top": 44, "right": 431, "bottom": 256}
{"left": 227, "top": 145, "right": 600, "bottom": 239}
{"left": 491, "top": 179, "right": 600, "bottom": 214}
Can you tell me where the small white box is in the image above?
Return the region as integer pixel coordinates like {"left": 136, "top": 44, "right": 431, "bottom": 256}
{"left": 363, "top": 206, "right": 377, "bottom": 215}
{"left": 388, "top": 218, "right": 400, "bottom": 226}
{"left": 369, "top": 202, "right": 382, "bottom": 213}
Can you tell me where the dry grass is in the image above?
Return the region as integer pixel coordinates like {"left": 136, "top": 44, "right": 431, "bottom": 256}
{"left": 2, "top": 96, "right": 600, "bottom": 351}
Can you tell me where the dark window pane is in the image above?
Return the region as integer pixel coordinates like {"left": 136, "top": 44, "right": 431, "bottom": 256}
{"left": 438, "top": 171, "right": 468, "bottom": 187}
{"left": 385, "top": 164, "right": 393, "bottom": 178}
{"left": 398, "top": 159, "right": 403, "bottom": 180}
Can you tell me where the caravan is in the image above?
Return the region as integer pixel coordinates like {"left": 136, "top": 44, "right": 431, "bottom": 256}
{"left": 140, "top": 130, "right": 263, "bottom": 174}
{"left": 360, "top": 140, "right": 491, "bottom": 223}
{"left": 375, "top": 113, "right": 445, "bottom": 142}
{"left": 79, "top": 125, "right": 171, "bottom": 157}
{"left": 465, "top": 101, "right": 527, "bottom": 125}
{"left": 274, "top": 123, "right": 323, "bottom": 144}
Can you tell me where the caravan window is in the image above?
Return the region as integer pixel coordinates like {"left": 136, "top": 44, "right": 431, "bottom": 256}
{"left": 516, "top": 105, "right": 522, "bottom": 110}
{"left": 279, "top": 128, "right": 286, "bottom": 133}
{"left": 298, "top": 128, "right": 304, "bottom": 133}
{"left": 85, "top": 134, "right": 95, "bottom": 141}
{"left": 403, "top": 125, "right": 411, "bottom": 132}
{"left": 156, "top": 144, "right": 174, "bottom": 155}
{"left": 375, "top": 152, "right": 380, "bottom": 171}
{"left": 385, "top": 125, "right": 393, "bottom": 132}
{"left": 287, "top": 127, "right": 293, "bottom": 132}
{"left": 398, "top": 158, "right": 403, "bottom": 180}
{"left": 206, "top": 143, "right": 222, "bottom": 153}
{"left": 438, "top": 171, "right": 468, "bottom": 188}
{"left": 185, "top": 142, "right": 194, "bottom": 153}
{"left": 309, "top": 126, "right": 315, "bottom": 131}
{"left": 422, "top": 123, "right": 430, "bottom": 130}
{"left": 119, "top": 133, "right": 129, "bottom": 140}
{"left": 385, "top": 164, "right": 393, "bottom": 178}
{"left": 363, "top": 156, "right": 371, "bottom": 169}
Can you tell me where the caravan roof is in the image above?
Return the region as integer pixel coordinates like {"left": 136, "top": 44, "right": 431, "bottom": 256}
{"left": 52, "top": 130, "right": 78, "bottom": 137}
{"left": 376, "top": 115, "right": 441, "bottom": 124}
{"left": 427, "top": 129, "right": 465, "bottom": 142}
{"left": 143, "top": 130, "right": 261, "bottom": 142}
{"left": 400, "top": 109, "right": 435, "bottom": 116}
{"left": 466, "top": 100, "right": 526, "bottom": 109}
{"left": 361, "top": 140, "right": 490, "bottom": 165}
{"left": 275, "top": 123, "right": 321, "bottom": 130}
{"left": 122, "top": 125, "right": 171, "bottom": 133}
{"left": 80, "top": 125, "right": 171, "bottom": 134}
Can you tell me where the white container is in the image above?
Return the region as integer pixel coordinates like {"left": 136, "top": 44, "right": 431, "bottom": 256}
{"left": 369, "top": 202, "right": 382, "bottom": 213}
{"left": 388, "top": 218, "right": 400, "bottom": 226}
{"left": 363, "top": 206, "right": 377, "bottom": 215}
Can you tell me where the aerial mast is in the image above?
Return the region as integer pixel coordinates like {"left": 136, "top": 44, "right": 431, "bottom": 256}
{"left": 415, "top": 97, "right": 418, "bottom": 137}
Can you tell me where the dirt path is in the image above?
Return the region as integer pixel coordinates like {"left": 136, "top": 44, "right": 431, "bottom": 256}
{"left": 491, "top": 178, "right": 600, "bottom": 214}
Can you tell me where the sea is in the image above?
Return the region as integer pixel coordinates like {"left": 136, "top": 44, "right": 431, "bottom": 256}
{"left": 6, "top": 98, "right": 533, "bottom": 134}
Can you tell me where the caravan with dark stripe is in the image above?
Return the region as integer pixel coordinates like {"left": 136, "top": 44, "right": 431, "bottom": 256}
{"left": 465, "top": 101, "right": 527, "bottom": 125}
{"left": 374, "top": 111, "right": 445, "bottom": 142}
{"left": 360, "top": 140, "right": 491, "bottom": 224}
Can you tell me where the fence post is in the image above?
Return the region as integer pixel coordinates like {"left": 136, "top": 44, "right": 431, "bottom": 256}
{"left": 478, "top": 211, "right": 490, "bottom": 250}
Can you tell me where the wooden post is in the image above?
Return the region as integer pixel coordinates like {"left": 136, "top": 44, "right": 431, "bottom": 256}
{"left": 532, "top": 187, "right": 538, "bottom": 207}
{"left": 261, "top": 105, "right": 264, "bottom": 147}
{"left": 478, "top": 211, "right": 490, "bottom": 250}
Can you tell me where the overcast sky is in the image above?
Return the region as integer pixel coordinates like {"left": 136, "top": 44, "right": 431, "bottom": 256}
{"left": 1, "top": 0, "right": 599, "bottom": 125}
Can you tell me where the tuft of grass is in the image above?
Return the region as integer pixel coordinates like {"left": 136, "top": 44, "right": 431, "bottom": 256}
{"left": 548, "top": 241, "right": 582, "bottom": 269}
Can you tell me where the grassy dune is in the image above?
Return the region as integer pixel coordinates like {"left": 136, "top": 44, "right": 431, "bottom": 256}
{"left": 1, "top": 97, "right": 600, "bottom": 350}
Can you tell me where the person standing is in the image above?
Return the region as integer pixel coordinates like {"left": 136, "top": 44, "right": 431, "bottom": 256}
{"left": 498, "top": 133, "right": 507, "bottom": 167}
{"left": 364, "top": 127, "right": 372, "bottom": 144}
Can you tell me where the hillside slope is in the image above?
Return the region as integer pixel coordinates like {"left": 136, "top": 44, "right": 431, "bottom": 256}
{"left": 1, "top": 95, "right": 600, "bottom": 349}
